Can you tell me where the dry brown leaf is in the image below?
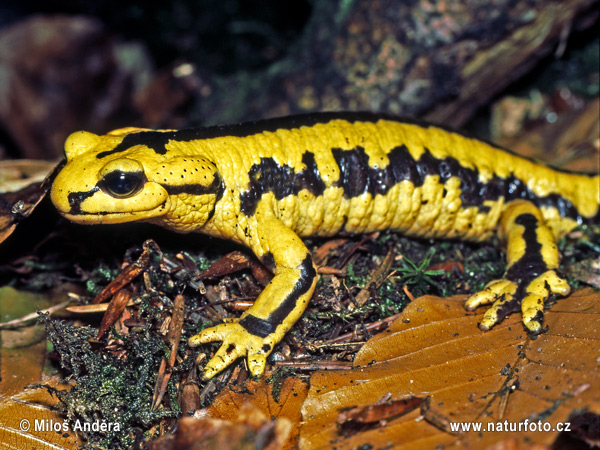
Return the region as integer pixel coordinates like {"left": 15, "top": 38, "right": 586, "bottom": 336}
{"left": 0, "top": 340, "right": 46, "bottom": 398}
{"left": 301, "top": 289, "right": 600, "bottom": 449}
{"left": 0, "top": 287, "right": 60, "bottom": 396}
{"left": 198, "top": 250, "right": 272, "bottom": 286}
{"left": 355, "top": 247, "right": 395, "bottom": 306}
{"left": 207, "top": 376, "right": 308, "bottom": 449}
{"left": 96, "top": 288, "right": 133, "bottom": 339}
{"left": 0, "top": 383, "right": 81, "bottom": 450}
{"left": 0, "top": 160, "right": 56, "bottom": 193}
{"left": 0, "top": 160, "right": 60, "bottom": 244}
{"left": 147, "top": 402, "right": 292, "bottom": 450}
{"left": 152, "top": 294, "right": 186, "bottom": 409}
{"left": 313, "top": 239, "right": 350, "bottom": 266}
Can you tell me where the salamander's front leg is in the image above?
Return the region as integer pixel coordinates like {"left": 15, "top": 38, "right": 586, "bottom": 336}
{"left": 189, "top": 213, "right": 317, "bottom": 379}
{"left": 464, "top": 200, "right": 570, "bottom": 333}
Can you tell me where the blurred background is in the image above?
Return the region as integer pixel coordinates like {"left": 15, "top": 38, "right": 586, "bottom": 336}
{"left": 0, "top": 0, "right": 597, "bottom": 162}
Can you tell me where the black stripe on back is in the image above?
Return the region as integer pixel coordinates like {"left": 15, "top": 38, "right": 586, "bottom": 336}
{"left": 239, "top": 151, "right": 326, "bottom": 215}
{"left": 237, "top": 143, "right": 589, "bottom": 223}
{"left": 96, "top": 112, "right": 398, "bottom": 159}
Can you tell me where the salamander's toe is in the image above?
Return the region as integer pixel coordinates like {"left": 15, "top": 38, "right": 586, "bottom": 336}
{"left": 464, "top": 269, "right": 570, "bottom": 333}
{"left": 464, "top": 279, "right": 517, "bottom": 312}
{"left": 189, "top": 321, "right": 273, "bottom": 379}
{"left": 520, "top": 270, "right": 570, "bottom": 334}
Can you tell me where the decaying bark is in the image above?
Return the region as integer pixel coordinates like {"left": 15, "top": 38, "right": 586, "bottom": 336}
{"left": 0, "top": 0, "right": 597, "bottom": 158}
{"left": 187, "top": 0, "right": 598, "bottom": 128}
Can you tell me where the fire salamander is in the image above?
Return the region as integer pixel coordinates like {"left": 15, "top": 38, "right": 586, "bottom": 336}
{"left": 50, "top": 112, "right": 600, "bottom": 379}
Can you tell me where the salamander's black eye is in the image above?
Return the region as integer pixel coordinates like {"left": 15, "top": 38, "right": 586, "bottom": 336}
{"left": 101, "top": 171, "right": 145, "bottom": 198}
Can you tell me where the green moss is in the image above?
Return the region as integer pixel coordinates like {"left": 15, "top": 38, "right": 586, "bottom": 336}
{"left": 38, "top": 312, "right": 178, "bottom": 449}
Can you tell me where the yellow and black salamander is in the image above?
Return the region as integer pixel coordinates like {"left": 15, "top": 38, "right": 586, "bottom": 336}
{"left": 50, "top": 112, "right": 600, "bottom": 379}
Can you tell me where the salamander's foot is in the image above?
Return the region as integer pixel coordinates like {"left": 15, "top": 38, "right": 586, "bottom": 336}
{"left": 189, "top": 321, "right": 274, "bottom": 379}
{"left": 464, "top": 270, "right": 570, "bottom": 333}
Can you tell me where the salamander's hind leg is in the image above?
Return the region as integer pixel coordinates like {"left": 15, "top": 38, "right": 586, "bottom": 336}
{"left": 464, "top": 200, "right": 571, "bottom": 333}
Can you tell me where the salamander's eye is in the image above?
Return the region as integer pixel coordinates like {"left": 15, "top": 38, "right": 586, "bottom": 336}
{"left": 101, "top": 170, "right": 145, "bottom": 198}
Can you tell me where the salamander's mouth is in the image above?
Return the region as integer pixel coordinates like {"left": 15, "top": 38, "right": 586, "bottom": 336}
{"left": 59, "top": 208, "right": 167, "bottom": 225}
{"left": 50, "top": 177, "right": 171, "bottom": 225}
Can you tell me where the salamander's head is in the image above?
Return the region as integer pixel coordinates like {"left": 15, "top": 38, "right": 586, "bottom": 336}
{"left": 51, "top": 128, "right": 223, "bottom": 232}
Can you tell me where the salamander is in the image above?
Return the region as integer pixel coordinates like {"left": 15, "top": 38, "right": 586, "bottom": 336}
{"left": 50, "top": 112, "right": 600, "bottom": 379}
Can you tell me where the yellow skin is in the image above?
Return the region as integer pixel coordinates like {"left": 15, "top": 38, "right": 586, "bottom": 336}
{"left": 50, "top": 113, "right": 600, "bottom": 379}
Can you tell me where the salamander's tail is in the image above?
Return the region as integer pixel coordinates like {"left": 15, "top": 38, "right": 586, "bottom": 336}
{"left": 556, "top": 171, "right": 599, "bottom": 225}
{"left": 582, "top": 173, "right": 600, "bottom": 225}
